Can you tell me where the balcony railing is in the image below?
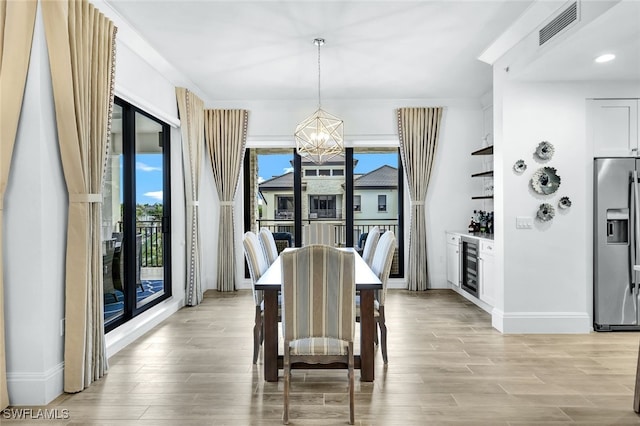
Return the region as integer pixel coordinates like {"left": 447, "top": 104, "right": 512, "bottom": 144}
{"left": 117, "top": 220, "right": 163, "bottom": 267}
{"left": 138, "top": 221, "right": 163, "bottom": 267}
{"left": 256, "top": 218, "right": 398, "bottom": 249}
{"left": 256, "top": 218, "right": 400, "bottom": 276}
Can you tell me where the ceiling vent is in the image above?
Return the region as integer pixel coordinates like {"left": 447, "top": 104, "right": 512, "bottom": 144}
{"left": 539, "top": 1, "right": 579, "bottom": 46}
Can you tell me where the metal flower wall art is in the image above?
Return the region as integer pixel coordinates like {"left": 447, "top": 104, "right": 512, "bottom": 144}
{"left": 535, "top": 141, "right": 554, "bottom": 160}
{"left": 558, "top": 196, "right": 572, "bottom": 209}
{"left": 531, "top": 166, "right": 561, "bottom": 195}
{"left": 537, "top": 203, "right": 555, "bottom": 221}
{"left": 513, "top": 159, "right": 527, "bottom": 174}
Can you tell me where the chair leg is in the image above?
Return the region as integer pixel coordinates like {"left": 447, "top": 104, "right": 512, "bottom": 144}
{"left": 373, "top": 321, "right": 379, "bottom": 345}
{"left": 253, "top": 306, "right": 262, "bottom": 364}
{"left": 348, "top": 343, "right": 355, "bottom": 425}
{"left": 379, "top": 307, "right": 388, "bottom": 364}
{"left": 283, "top": 351, "right": 290, "bottom": 425}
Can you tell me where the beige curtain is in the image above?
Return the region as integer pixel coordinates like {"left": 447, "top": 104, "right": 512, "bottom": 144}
{"left": 176, "top": 88, "right": 205, "bottom": 306}
{"left": 248, "top": 149, "right": 258, "bottom": 231}
{"left": 397, "top": 107, "right": 442, "bottom": 291}
{"left": 42, "top": 0, "right": 116, "bottom": 392}
{"left": 205, "top": 109, "right": 248, "bottom": 292}
{"left": 0, "top": 0, "right": 37, "bottom": 409}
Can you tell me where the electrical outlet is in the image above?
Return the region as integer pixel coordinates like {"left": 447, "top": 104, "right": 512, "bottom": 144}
{"left": 60, "top": 319, "right": 65, "bottom": 337}
{"left": 516, "top": 216, "right": 534, "bottom": 229}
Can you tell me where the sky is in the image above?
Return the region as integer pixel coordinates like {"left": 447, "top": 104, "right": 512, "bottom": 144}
{"left": 130, "top": 151, "right": 399, "bottom": 205}
{"left": 133, "top": 153, "right": 164, "bottom": 205}
{"left": 258, "top": 152, "right": 398, "bottom": 183}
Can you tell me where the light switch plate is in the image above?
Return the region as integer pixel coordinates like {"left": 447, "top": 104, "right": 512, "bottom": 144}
{"left": 516, "top": 216, "right": 534, "bottom": 229}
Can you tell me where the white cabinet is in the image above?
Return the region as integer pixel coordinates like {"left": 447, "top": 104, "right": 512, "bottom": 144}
{"left": 589, "top": 99, "right": 639, "bottom": 157}
{"left": 478, "top": 240, "right": 495, "bottom": 306}
{"left": 446, "top": 233, "right": 461, "bottom": 287}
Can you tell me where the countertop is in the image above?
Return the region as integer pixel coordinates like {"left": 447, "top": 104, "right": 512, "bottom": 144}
{"left": 447, "top": 231, "right": 495, "bottom": 241}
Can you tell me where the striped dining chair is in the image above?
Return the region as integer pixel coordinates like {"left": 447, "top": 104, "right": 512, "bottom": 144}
{"left": 258, "top": 227, "right": 279, "bottom": 265}
{"left": 360, "top": 225, "right": 380, "bottom": 266}
{"left": 281, "top": 245, "right": 356, "bottom": 424}
{"left": 242, "top": 231, "right": 270, "bottom": 363}
{"left": 358, "top": 230, "right": 396, "bottom": 364}
{"left": 302, "top": 222, "right": 335, "bottom": 246}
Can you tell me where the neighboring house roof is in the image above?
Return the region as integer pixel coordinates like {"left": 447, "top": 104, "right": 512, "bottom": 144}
{"left": 354, "top": 165, "right": 398, "bottom": 189}
{"left": 259, "top": 172, "right": 306, "bottom": 191}
{"left": 259, "top": 172, "right": 293, "bottom": 190}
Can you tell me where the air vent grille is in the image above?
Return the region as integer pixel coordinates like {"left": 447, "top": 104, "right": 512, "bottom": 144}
{"left": 539, "top": 1, "right": 578, "bottom": 46}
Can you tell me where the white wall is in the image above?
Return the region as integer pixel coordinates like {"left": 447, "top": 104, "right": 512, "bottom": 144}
{"left": 4, "top": 1, "right": 194, "bottom": 405}
{"left": 492, "top": 68, "right": 640, "bottom": 332}
{"left": 236, "top": 99, "right": 482, "bottom": 290}
{"left": 99, "top": 3, "right": 189, "bottom": 355}
{"left": 4, "top": 6, "right": 66, "bottom": 405}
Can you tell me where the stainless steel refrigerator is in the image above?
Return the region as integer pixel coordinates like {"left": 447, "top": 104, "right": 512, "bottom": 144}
{"left": 594, "top": 158, "right": 640, "bottom": 331}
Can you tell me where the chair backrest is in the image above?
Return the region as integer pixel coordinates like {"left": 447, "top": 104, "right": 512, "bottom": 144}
{"left": 242, "top": 231, "right": 270, "bottom": 306}
{"left": 303, "top": 223, "right": 335, "bottom": 246}
{"left": 369, "top": 231, "right": 396, "bottom": 306}
{"left": 361, "top": 226, "right": 380, "bottom": 266}
{"left": 258, "top": 227, "right": 279, "bottom": 264}
{"left": 281, "top": 245, "right": 355, "bottom": 342}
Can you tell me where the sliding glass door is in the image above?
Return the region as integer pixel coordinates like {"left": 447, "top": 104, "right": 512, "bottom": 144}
{"left": 103, "top": 98, "right": 171, "bottom": 331}
{"left": 245, "top": 147, "right": 403, "bottom": 277}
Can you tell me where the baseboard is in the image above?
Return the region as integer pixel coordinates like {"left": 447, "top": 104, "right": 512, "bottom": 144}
{"left": 492, "top": 309, "right": 591, "bottom": 334}
{"left": 106, "top": 296, "right": 183, "bottom": 358}
{"left": 449, "top": 285, "right": 493, "bottom": 314}
{"left": 237, "top": 278, "right": 252, "bottom": 290}
{"left": 7, "top": 362, "right": 64, "bottom": 406}
{"left": 387, "top": 278, "right": 406, "bottom": 289}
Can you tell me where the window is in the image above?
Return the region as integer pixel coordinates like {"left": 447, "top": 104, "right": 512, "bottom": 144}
{"left": 378, "top": 195, "right": 387, "bottom": 212}
{"left": 305, "top": 169, "right": 317, "bottom": 176}
{"left": 353, "top": 149, "right": 402, "bottom": 277}
{"left": 310, "top": 195, "right": 337, "bottom": 218}
{"left": 103, "top": 97, "right": 172, "bottom": 332}
{"left": 246, "top": 147, "right": 404, "bottom": 278}
{"left": 276, "top": 195, "right": 294, "bottom": 219}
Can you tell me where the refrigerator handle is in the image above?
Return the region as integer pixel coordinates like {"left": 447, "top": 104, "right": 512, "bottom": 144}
{"left": 633, "top": 170, "right": 640, "bottom": 323}
{"left": 630, "top": 173, "right": 637, "bottom": 289}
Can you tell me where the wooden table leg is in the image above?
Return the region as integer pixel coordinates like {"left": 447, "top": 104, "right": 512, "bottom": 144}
{"left": 264, "top": 290, "right": 278, "bottom": 382}
{"left": 360, "top": 289, "right": 375, "bottom": 382}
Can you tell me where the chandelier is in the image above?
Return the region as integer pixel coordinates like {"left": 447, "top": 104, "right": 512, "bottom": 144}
{"left": 294, "top": 38, "right": 344, "bottom": 164}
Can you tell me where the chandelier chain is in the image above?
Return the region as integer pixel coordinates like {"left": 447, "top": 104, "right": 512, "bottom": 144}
{"left": 317, "top": 40, "right": 322, "bottom": 109}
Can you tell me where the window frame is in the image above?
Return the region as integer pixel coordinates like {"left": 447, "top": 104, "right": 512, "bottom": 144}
{"left": 246, "top": 147, "right": 404, "bottom": 278}
{"left": 378, "top": 194, "right": 387, "bottom": 212}
{"left": 353, "top": 195, "right": 362, "bottom": 212}
{"left": 105, "top": 97, "right": 172, "bottom": 333}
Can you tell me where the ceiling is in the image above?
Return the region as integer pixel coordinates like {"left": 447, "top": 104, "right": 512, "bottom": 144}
{"left": 106, "top": 0, "right": 533, "bottom": 101}
{"left": 106, "top": 1, "right": 639, "bottom": 103}
{"left": 513, "top": 0, "right": 640, "bottom": 82}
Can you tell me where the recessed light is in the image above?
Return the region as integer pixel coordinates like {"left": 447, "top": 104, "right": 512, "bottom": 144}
{"left": 595, "top": 53, "right": 616, "bottom": 63}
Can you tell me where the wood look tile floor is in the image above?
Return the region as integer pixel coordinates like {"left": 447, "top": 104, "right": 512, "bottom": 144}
{"left": 8, "top": 290, "right": 640, "bottom": 425}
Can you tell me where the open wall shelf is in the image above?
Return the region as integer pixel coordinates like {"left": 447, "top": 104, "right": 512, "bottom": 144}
{"left": 471, "top": 170, "right": 494, "bottom": 178}
{"left": 471, "top": 145, "right": 493, "bottom": 156}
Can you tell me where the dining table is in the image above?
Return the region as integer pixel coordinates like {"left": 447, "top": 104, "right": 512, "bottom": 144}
{"left": 255, "top": 247, "right": 382, "bottom": 382}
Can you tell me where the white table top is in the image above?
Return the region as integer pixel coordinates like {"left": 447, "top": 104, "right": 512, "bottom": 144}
{"left": 255, "top": 247, "right": 382, "bottom": 290}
